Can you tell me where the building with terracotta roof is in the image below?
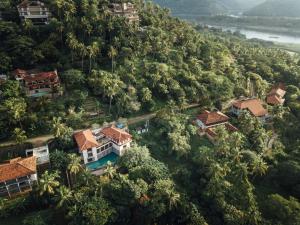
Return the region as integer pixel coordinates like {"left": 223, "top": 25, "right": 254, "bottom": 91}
{"left": 110, "top": 2, "right": 139, "bottom": 24}
{"left": 231, "top": 98, "right": 268, "bottom": 121}
{"left": 0, "top": 156, "right": 37, "bottom": 197}
{"left": 195, "top": 110, "right": 238, "bottom": 141}
{"left": 74, "top": 126, "right": 132, "bottom": 165}
{"left": 17, "top": 0, "right": 51, "bottom": 25}
{"left": 267, "top": 85, "right": 286, "bottom": 105}
{"left": 13, "top": 69, "right": 60, "bottom": 97}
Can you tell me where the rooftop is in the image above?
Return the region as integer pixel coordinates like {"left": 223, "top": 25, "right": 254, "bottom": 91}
{"left": 74, "top": 130, "right": 99, "bottom": 152}
{"left": 18, "top": 0, "right": 46, "bottom": 8}
{"left": 13, "top": 69, "right": 58, "bottom": 82}
{"left": 0, "top": 156, "right": 37, "bottom": 183}
{"left": 267, "top": 85, "right": 286, "bottom": 105}
{"left": 101, "top": 127, "right": 132, "bottom": 145}
{"left": 197, "top": 110, "right": 229, "bottom": 126}
{"left": 74, "top": 127, "right": 132, "bottom": 151}
{"left": 233, "top": 98, "right": 268, "bottom": 117}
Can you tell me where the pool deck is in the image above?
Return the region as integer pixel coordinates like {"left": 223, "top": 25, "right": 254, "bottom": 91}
{"left": 91, "top": 168, "right": 106, "bottom": 176}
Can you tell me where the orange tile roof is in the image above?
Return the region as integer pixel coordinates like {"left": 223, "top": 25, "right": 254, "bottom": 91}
{"left": 204, "top": 123, "right": 238, "bottom": 139}
{"left": 0, "top": 156, "right": 37, "bottom": 183}
{"left": 197, "top": 110, "right": 229, "bottom": 126}
{"left": 269, "top": 87, "right": 286, "bottom": 98}
{"left": 74, "top": 130, "right": 99, "bottom": 152}
{"left": 13, "top": 69, "right": 59, "bottom": 82}
{"left": 267, "top": 94, "right": 285, "bottom": 105}
{"left": 267, "top": 85, "right": 286, "bottom": 105}
{"left": 101, "top": 127, "right": 132, "bottom": 145}
{"left": 233, "top": 99, "right": 268, "bottom": 117}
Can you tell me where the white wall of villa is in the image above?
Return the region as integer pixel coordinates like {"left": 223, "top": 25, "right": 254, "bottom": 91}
{"left": 81, "top": 140, "right": 132, "bottom": 164}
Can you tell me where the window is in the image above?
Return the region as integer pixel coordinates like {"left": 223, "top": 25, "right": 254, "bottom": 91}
{"left": 88, "top": 152, "right": 93, "bottom": 157}
{"left": 109, "top": 143, "right": 112, "bottom": 147}
{"left": 88, "top": 158, "right": 93, "bottom": 162}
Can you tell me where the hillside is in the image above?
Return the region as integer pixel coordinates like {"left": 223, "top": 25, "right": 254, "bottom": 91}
{"left": 245, "top": 0, "right": 300, "bottom": 17}
{"left": 0, "top": 0, "right": 300, "bottom": 225}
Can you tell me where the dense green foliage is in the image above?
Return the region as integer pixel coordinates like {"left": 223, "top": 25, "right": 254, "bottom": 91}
{"left": 0, "top": 0, "right": 300, "bottom": 225}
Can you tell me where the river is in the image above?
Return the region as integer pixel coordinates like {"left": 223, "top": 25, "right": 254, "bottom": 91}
{"left": 211, "top": 26, "right": 300, "bottom": 44}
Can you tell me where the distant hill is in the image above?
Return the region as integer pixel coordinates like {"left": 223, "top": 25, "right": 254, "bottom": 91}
{"left": 153, "top": 0, "right": 264, "bottom": 16}
{"left": 245, "top": 0, "right": 300, "bottom": 17}
{"left": 153, "top": 0, "right": 239, "bottom": 16}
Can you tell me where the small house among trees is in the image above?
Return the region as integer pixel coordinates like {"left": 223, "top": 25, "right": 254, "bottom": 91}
{"left": 13, "top": 69, "right": 61, "bottom": 98}
{"left": 0, "top": 156, "right": 37, "bottom": 197}
{"left": 267, "top": 84, "right": 286, "bottom": 105}
{"left": 110, "top": 2, "right": 139, "bottom": 24}
{"left": 231, "top": 98, "right": 269, "bottom": 122}
{"left": 195, "top": 110, "right": 238, "bottom": 141}
{"left": 17, "top": 0, "right": 51, "bottom": 25}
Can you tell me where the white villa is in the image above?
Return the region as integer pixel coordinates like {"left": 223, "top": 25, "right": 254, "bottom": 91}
{"left": 0, "top": 156, "right": 37, "bottom": 197}
{"left": 74, "top": 126, "right": 132, "bottom": 165}
{"left": 110, "top": 2, "right": 140, "bottom": 24}
{"left": 17, "top": 0, "right": 51, "bottom": 25}
{"left": 25, "top": 144, "right": 49, "bottom": 165}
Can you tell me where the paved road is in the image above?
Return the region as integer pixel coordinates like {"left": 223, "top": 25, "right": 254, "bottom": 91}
{"left": 0, "top": 103, "right": 200, "bottom": 147}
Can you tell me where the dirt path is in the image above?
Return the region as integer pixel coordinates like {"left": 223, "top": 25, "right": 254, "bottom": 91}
{"left": 0, "top": 103, "right": 201, "bottom": 147}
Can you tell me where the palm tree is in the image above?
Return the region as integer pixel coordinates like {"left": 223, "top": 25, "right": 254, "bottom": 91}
{"left": 87, "top": 41, "right": 100, "bottom": 73}
{"left": 104, "top": 161, "right": 116, "bottom": 180}
{"left": 13, "top": 128, "right": 27, "bottom": 145}
{"left": 68, "top": 154, "right": 82, "bottom": 186}
{"left": 108, "top": 46, "right": 117, "bottom": 73}
{"left": 252, "top": 157, "right": 268, "bottom": 177}
{"left": 167, "top": 189, "right": 180, "bottom": 210}
{"left": 54, "top": 185, "right": 73, "bottom": 208}
{"left": 79, "top": 168, "right": 95, "bottom": 186}
{"left": 38, "top": 171, "right": 60, "bottom": 196}
{"left": 22, "top": 19, "right": 33, "bottom": 36}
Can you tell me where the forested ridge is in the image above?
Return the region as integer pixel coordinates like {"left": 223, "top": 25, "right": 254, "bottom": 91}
{"left": 0, "top": 0, "right": 300, "bottom": 225}
{"left": 245, "top": 0, "right": 300, "bottom": 18}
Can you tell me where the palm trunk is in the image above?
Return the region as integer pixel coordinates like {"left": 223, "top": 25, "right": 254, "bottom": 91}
{"left": 109, "top": 96, "right": 112, "bottom": 114}
{"left": 81, "top": 55, "right": 84, "bottom": 71}
{"left": 66, "top": 170, "right": 71, "bottom": 188}
{"left": 89, "top": 56, "right": 92, "bottom": 74}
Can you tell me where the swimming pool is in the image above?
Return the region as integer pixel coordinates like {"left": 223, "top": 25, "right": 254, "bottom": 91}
{"left": 86, "top": 152, "right": 119, "bottom": 170}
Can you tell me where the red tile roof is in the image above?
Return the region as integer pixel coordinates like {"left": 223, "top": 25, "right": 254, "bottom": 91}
{"left": 267, "top": 85, "right": 286, "bottom": 105}
{"left": 0, "top": 156, "right": 37, "bottom": 183}
{"left": 233, "top": 99, "right": 268, "bottom": 117}
{"left": 13, "top": 69, "right": 59, "bottom": 82}
{"left": 206, "top": 128, "right": 217, "bottom": 137}
{"left": 267, "top": 94, "right": 285, "bottom": 105}
{"left": 74, "top": 130, "right": 99, "bottom": 152}
{"left": 101, "top": 127, "right": 132, "bottom": 145}
{"left": 197, "top": 110, "right": 229, "bottom": 126}
{"left": 269, "top": 88, "right": 286, "bottom": 98}
{"left": 225, "top": 123, "right": 238, "bottom": 132}
{"left": 204, "top": 123, "right": 238, "bottom": 139}
{"left": 24, "top": 71, "right": 58, "bottom": 82}
{"left": 18, "top": 0, "right": 45, "bottom": 8}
